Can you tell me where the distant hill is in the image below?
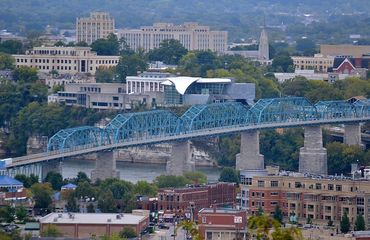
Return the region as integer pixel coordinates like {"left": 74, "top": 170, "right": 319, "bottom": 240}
{"left": 1, "top": 0, "right": 369, "bottom": 42}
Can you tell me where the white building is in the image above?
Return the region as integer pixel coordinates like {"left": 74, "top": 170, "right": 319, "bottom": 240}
{"left": 126, "top": 71, "right": 175, "bottom": 94}
{"left": 13, "top": 46, "right": 120, "bottom": 75}
{"left": 118, "top": 22, "right": 228, "bottom": 53}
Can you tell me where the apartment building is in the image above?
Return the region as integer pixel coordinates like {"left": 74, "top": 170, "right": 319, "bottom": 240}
{"left": 248, "top": 173, "right": 370, "bottom": 227}
{"left": 118, "top": 22, "right": 228, "bottom": 53}
{"left": 13, "top": 46, "right": 120, "bottom": 74}
{"left": 76, "top": 12, "right": 115, "bottom": 44}
{"left": 292, "top": 54, "right": 334, "bottom": 73}
{"left": 157, "top": 183, "right": 236, "bottom": 219}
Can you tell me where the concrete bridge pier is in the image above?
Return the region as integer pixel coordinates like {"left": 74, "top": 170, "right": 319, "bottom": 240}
{"left": 236, "top": 130, "right": 264, "bottom": 171}
{"left": 91, "top": 150, "right": 120, "bottom": 182}
{"left": 299, "top": 125, "right": 327, "bottom": 175}
{"left": 344, "top": 123, "right": 361, "bottom": 146}
{"left": 41, "top": 160, "right": 62, "bottom": 180}
{"left": 166, "top": 140, "right": 194, "bottom": 176}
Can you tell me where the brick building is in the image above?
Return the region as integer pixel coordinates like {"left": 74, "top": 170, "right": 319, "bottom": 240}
{"left": 248, "top": 173, "right": 370, "bottom": 228}
{"left": 198, "top": 208, "right": 248, "bottom": 240}
{"left": 157, "top": 183, "right": 236, "bottom": 219}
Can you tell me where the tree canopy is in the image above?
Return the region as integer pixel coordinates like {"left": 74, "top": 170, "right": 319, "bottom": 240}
{"left": 148, "top": 39, "right": 188, "bottom": 65}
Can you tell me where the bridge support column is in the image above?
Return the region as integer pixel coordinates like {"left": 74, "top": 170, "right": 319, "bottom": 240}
{"left": 236, "top": 131, "right": 264, "bottom": 171}
{"left": 344, "top": 123, "right": 361, "bottom": 146}
{"left": 41, "top": 161, "right": 62, "bottom": 180}
{"left": 299, "top": 125, "right": 327, "bottom": 175}
{"left": 166, "top": 141, "right": 194, "bottom": 176}
{"left": 91, "top": 150, "right": 120, "bottom": 182}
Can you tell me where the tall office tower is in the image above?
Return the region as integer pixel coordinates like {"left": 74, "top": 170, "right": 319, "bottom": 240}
{"left": 258, "top": 28, "right": 269, "bottom": 61}
{"left": 76, "top": 12, "right": 115, "bottom": 45}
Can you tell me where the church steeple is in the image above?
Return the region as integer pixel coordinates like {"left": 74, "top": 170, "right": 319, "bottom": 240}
{"left": 258, "top": 19, "right": 269, "bottom": 61}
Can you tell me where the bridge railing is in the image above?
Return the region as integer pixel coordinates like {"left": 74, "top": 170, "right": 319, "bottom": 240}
{"left": 40, "top": 97, "right": 370, "bottom": 155}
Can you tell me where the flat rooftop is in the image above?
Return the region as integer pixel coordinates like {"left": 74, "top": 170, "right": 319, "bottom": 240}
{"left": 40, "top": 213, "right": 146, "bottom": 225}
{"left": 199, "top": 208, "right": 245, "bottom": 214}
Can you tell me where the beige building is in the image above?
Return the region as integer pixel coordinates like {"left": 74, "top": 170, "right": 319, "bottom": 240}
{"left": 39, "top": 212, "right": 149, "bottom": 238}
{"left": 76, "top": 12, "right": 115, "bottom": 44}
{"left": 118, "top": 22, "right": 228, "bottom": 53}
{"left": 292, "top": 54, "right": 334, "bottom": 73}
{"left": 321, "top": 44, "right": 370, "bottom": 58}
{"left": 13, "top": 46, "right": 120, "bottom": 74}
{"left": 248, "top": 174, "right": 370, "bottom": 228}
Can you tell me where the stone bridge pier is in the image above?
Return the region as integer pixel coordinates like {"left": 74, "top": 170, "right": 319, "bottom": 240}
{"left": 299, "top": 125, "right": 327, "bottom": 175}
{"left": 344, "top": 123, "right": 361, "bottom": 146}
{"left": 91, "top": 150, "right": 120, "bottom": 182}
{"left": 236, "top": 130, "right": 264, "bottom": 171}
{"left": 166, "top": 140, "right": 195, "bottom": 176}
{"left": 42, "top": 160, "right": 62, "bottom": 180}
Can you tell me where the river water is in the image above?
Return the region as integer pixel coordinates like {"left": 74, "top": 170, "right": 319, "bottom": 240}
{"left": 61, "top": 159, "right": 221, "bottom": 183}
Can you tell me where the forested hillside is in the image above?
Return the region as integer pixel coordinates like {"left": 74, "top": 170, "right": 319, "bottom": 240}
{"left": 1, "top": 0, "right": 370, "bottom": 42}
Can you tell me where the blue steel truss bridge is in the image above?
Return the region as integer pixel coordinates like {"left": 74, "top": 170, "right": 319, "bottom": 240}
{"left": 3, "top": 97, "right": 370, "bottom": 178}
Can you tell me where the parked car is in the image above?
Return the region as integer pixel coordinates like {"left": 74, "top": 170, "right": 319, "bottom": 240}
{"left": 158, "top": 223, "right": 170, "bottom": 229}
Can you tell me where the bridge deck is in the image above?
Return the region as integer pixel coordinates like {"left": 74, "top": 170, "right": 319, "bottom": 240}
{"left": 8, "top": 117, "right": 370, "bottom": 168}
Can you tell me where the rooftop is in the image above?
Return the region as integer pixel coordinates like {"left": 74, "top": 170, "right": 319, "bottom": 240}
{"left": 199, "top": 208, "right": 245, "bottom": 214}
{"left": 0, "top": 175, "right": 23, "bottom": 187}
{"left": 40, "top": 213, "right": 146, "bottom": 225}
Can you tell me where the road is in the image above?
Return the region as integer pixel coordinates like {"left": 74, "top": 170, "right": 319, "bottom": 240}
{"left": 146, "top": 223, "right": 187, "bottom": 240}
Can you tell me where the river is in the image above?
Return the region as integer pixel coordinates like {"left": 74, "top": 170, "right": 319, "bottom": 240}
{"left": 61, "top": 159, "right": 221, "bottom": 183}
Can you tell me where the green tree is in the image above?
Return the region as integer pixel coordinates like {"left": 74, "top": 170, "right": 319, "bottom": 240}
{"left": 119, "top": 227, "right": 137, "bottom": 238}
{"left": 65, "top": 192, "right": 79, "bottom": 212}
{"left": 95, "top": 66, "right": 117, "bottom": 83}
{"left": 177, "top": 220, "right": 202, "bottom": 240}
{"left": 87, "top": 203, "right": 95, "bottom": 213}
{"left": 134, "top": 181, "right": 157, "bottom": 197}
{"left": 219, "top": 167, "right": 239, "bottom": 184}
{"left": 148, "top": 39, "right": 188, "bottom": 65}
{"left": 15, "top": 206, "right": 28, "bottom": 222}
{"left": 183, "top": 172, "right": 207, "bottom": 184}
{"left": 248, "top": 214, "right": 303, "bottom": 240}
{"left": 273, "top": 205, "right": 283, "bottom": 224}
{"left": 31, "top": 183, "right": 53, "bottom": 210}
{"left": 76, "top": 171, "right": 91, "bottom": 184}
{"left": 75, "top": 41, "right": 89, "bottom": 47}
{"left": 115, "top": 53, "right": 147, "bottom": 82}
{"left": 327, "top": 142, "right": 365, "bottom": 175}
{"left": 355, "top": 214, "right": 365, "bottom": 231}
{"left": 44, "top": 171, "right": 63, "bottom": 190}
{"left": 75, "top": 181, "right": 96, "bottom": 198}
{"left": 154, "top": 175, "right": 190, "bottom": 188}
{"left": 340, "top": 211, "right": 351, "bottom": 233}
{"left": 41, "top": 225, "right": 62, "bottom": 237}
{"left": 91, "top": 33, "right": 120, "bottom": 55}
{"left": 0, "top": 206, "right": 15, "bottom": 223}
{"left": 54, "top": 41, "right": 65, "bottom": 47}
{"left": 0, "top": 40, "right": 23, "bottom": 54}
{"left": 295, "top": 38, "right": 317, "bottom": 56}
{"left": 13, "top": 66, "right": 38, "bottom": 82}
{"left": 272, "top": 54, "right": 294, "bottom": 72}
{"left": 98, "top": 190, "right": 116, "bottom": 213}
{"left": 0, "top": 52, "right": 15, "bottom": 70}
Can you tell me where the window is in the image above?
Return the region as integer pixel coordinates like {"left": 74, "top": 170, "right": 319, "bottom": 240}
{"left": 316, "top": 183, "right": 322, "bottom": 190}
{"left": 113, "top": 96, "right": 119, "bottom": 101}
{"left": 328, "top": 184, "right": 334, "bottom": 191}
{"left": 271, "top": 181, "right": 279, "bottom": 188}
{"left": 271, "top": 192, "right": 279, "bottom": 196}
{"left": 336, "top": 185, "right": 342, "bottom": 192}
{"left": 357, "top": 197, "right": 364, "bottom": 205}
{"left": 295, "top": 182, "right": 302, "bottom": 188}
{"left": 258, "top": 181, "right": 265, "bottom": 188}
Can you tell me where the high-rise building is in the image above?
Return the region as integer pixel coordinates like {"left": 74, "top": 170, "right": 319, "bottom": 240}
{"left": 117, "top": 22, "right": 228, "bottom": 53}
{"left": 258, "top": 28, "right": 269, "bottom": 61}
{"left": 76, "top": 12, "right": 115, "bottom": 44}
